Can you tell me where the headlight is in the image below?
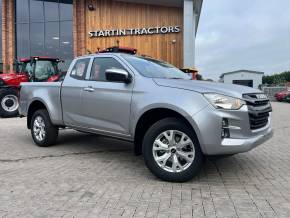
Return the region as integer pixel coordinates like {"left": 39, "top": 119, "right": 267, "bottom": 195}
{"left": 203, "top": 93, "right": 246, "bottom": 110}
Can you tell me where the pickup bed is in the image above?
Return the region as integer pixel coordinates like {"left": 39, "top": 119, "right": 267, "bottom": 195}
{"left": 19, "top": 53, "right": 273, "bottom": 182}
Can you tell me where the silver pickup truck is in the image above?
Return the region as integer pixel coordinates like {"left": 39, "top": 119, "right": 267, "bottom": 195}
{"left": 19, "top": 53, "right": 273, "bottom": 182}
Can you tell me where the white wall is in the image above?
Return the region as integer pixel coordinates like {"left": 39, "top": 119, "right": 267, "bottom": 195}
{"left": 222, "top": 71, "right": 263, "bottom": 89}
{"left": 183, "top": 0, "right": 196, "bottom": 68}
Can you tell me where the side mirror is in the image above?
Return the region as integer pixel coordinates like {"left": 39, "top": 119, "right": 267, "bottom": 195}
{"left": 105, "top": 68, "right": 132, "bottom": 84}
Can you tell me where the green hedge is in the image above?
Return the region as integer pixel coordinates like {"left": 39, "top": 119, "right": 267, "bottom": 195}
{"left": 263, "top": 71, "right": 290, "bottom": 85}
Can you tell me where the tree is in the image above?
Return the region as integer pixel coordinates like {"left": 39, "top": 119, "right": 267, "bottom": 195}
{"left": 262, "top": 70, "right": 290, "bottom": 85}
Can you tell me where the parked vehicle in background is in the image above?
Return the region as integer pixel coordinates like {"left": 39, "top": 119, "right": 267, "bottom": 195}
{"left": 19, "top": 52, "right": 273, "bottom": 182}
{"left": 284, "top": 94, "right": 290, "bottom": 103}
{"left": 0, "top": 57, "right": 65, "bottom": 118}
{"left": 274, "top": 89, "right": 290, "bottom": 102}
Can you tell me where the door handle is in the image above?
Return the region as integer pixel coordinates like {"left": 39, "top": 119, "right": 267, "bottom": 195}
{"left": 83, "top": 87, "right": 95, "bottom": 92}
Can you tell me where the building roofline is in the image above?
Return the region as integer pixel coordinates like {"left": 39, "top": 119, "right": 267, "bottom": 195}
{"left": 220, "top": 70, "right": 265, "bottom": 78}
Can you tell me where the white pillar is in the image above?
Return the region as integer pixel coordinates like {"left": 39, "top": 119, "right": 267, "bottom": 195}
{"left": 183, "top": 0, "right": 196, "bottom": 68}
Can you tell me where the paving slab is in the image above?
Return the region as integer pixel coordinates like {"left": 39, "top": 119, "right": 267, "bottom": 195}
{"left": 0, "top": 102, "right": 289, "bottom": 217}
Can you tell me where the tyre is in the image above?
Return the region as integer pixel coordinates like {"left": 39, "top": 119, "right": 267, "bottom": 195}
{"left": 284, "top": 96, "right": 290, "bottom": 103}
{"left": 30, "top": 109, "right": 58, "bottom": 147}
{"left": 142, "top": 118, "right": 204, "bottom": 182}
{"left": 0, "top": 89, "right": 19, "bottom": 118}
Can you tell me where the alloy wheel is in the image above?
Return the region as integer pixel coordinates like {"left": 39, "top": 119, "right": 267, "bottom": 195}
{"left": 152, "top": 130, "right": 195, "bottom": 173}
{"left": 33, "top": 116, "right": 46, "bottom": 141}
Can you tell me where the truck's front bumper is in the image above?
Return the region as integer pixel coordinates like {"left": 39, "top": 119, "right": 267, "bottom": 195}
{"left": 218, "top": 127, "right": 273, "bottom": 154}
{"left": 190, "top": 104, "right": 273, "bottom": 155}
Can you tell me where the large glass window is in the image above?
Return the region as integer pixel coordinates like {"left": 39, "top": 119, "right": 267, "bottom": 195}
{"left": 44, "top": 0, "right": 59, "bottom": 21}
{"left": 16, "top": 0, "right": 29, "bottom": 23}
{"left": 15, "top": 0, "right": 73, "bottom": 70}
{"left": 16, "top": 24, "right": 30, "bottom": 58}
{"left": 30, "top": 23, "right": 45, "bottom": 55}
{"left": 30, "top": 0, "right": 44, "bottom": 22}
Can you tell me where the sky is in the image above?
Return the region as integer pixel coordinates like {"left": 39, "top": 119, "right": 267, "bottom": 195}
{"left": 195, "top": 0, "right": 290, "bottom": 81}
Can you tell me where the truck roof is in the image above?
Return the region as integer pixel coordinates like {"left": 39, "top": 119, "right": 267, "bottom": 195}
{"left": 77, "top": 52, "right": 131, "bottom": 59}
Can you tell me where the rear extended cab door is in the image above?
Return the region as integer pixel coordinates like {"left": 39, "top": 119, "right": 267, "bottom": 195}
{"left": 61, "top": 57, "right": 93, "bottom": 126}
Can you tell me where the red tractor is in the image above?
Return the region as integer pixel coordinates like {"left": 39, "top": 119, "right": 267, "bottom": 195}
{"left": 0, "top": 56, "right": 65, "bottom": 117}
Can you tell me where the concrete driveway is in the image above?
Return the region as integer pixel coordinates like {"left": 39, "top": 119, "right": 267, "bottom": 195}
{"left": 0, "top": 102, "right": 289, "bottom": 218}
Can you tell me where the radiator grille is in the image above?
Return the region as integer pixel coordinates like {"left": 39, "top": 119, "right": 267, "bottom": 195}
{"left": 243, "top": 94, "right": 272, "bottom": 130}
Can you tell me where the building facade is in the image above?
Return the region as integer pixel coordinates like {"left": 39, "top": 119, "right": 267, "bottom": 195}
{"left": 220, "top": 70, "right": 264, "bottom": 89}
{"left": 0, "top": 0, "right": 202, "bottom": 73}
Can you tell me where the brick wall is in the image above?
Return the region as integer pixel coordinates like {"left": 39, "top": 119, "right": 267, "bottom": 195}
{"left": 1, "top": 0, "right": 15, "bottom": 73}
{"left": 73, "top": 0, "right": 86, "bottom": 57}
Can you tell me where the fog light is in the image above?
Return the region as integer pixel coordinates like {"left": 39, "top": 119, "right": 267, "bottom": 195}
{"left": 221, "top": 118, "right": 230, "bottom": 138}
{"left": 222, "top": 118, "right": 228, "bottom": 127}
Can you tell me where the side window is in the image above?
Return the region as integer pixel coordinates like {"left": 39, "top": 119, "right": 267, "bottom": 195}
{"left": 90, "top": 57, "right": 126, "bottom": 82}
{"left": 24, "top": 63, "right": 33, "bottom": 74}
{"left": 70, "top": 58, "right": 90, "bottom": 80}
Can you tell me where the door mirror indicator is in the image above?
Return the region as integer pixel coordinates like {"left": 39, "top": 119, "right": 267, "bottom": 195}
{"left": 105, "top": 68, "right": 132, "bottom": 83}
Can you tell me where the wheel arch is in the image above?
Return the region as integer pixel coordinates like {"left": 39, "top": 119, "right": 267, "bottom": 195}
{"left": 27, "top": 99, "right": 50, "bottom": 129}
{"left": 133, "top": 107, "right": 200, "bottom": 155}
{"left": 0, "top": 87, "right": 20, "bottom": 99}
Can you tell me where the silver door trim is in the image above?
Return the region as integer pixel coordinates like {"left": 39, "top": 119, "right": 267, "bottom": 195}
{"left": 67, "top": 124, "right": 133, "bottom": 141}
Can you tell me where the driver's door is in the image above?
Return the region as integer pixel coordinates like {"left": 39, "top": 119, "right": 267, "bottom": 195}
{"left": 80, "top": 56, "right": 134, "bottom": 137}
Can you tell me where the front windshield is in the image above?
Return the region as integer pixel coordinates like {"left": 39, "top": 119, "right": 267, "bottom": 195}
{"left": 123, "top": 55, "right": 190, "bottom": 80}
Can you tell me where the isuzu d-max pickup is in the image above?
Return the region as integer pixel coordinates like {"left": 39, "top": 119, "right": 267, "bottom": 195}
{"left": 19, "top": 53, "right": 273, "bottom": 182}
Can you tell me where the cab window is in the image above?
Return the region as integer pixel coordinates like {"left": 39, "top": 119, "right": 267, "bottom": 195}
{"left": 22, "top": 62, "right": 33, "bottom": 75}
{"left": 70, "top": 58, "right": 90, "bottom": 80}
{"left": 90, "top": 57, "right": 125, "bottom": 82}
{"left": 34, "top": 60, "right": 58, "bottom": 81}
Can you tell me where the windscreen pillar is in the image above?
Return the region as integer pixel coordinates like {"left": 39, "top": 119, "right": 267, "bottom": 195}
{"left": 183, "top": 0, "right": 197, "bottom": 68}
